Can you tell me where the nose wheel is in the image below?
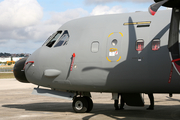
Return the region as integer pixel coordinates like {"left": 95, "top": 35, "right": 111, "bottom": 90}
{"left": 72, "top": 96, "right": 93, "bottom": 113}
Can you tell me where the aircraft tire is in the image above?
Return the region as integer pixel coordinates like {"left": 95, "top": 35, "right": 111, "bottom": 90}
{"left": 72, "top": 97, "right": 88, "bottom": 113}
{"left": 84, "top": 96, "right": 93, "bottom": 112}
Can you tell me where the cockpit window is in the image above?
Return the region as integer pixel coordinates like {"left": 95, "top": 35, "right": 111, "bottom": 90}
{"left": 46, "top": 31, "right": 62, "bottom": 47}
{"left": 43, "top": 33, "right": 56, "bottom": 46}
{"left": 54, "top": 30, "right": 69, "bottom": 47}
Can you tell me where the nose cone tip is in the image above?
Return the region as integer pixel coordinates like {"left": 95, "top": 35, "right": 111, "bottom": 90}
{"left": 13, "top": 57, "right": 29, "bottom": 83}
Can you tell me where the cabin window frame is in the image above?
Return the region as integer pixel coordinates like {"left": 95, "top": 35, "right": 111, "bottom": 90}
{"left": 111, "top": 39, "right": 118, "bottom": 46}
{"left": 91, "top": 41, "right": 99, "bottom": 53}
{"left": 136, "top": 39, "right": 144, "bottom": 51}
{"left": 152, "top": 39, "right": 160, "bottom": 51}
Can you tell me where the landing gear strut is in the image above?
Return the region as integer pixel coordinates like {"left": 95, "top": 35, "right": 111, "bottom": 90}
{"left": 72, "top": 96, "right": 93, "bottom": 113}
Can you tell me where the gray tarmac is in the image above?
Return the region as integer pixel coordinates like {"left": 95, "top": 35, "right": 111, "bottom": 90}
{"left": 1, "top": 79, "right": 180, "bottom": 120}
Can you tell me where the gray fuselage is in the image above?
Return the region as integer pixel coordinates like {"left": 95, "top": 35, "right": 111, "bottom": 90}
{"left": 25, "top": 10, "right": 180, "bottom": 93}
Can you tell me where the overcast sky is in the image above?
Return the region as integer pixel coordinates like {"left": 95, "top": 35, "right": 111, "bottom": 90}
{"left": 0, "top": 0, "right": 166, "bottom": 54}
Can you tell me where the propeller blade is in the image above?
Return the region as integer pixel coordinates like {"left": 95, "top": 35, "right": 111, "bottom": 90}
{"left": 168, "top": 8, "right": 180, "bottom": 75}
{"left": 168, "top": 8, "right": 180, "bottom": 59}
{"left": 168, "top": 8, "right": 180, "bottom": 51}
{"left": 149, "top": 0, "right": 169, "bottom": 15}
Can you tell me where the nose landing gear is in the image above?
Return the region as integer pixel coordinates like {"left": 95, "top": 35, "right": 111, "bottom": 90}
{"left": 72, "top": 96, "right": 93, "bottom": 113}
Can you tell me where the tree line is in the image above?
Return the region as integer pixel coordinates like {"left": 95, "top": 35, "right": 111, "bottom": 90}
{"left": 0, "top": 53, "right": 30, "bottom": 57}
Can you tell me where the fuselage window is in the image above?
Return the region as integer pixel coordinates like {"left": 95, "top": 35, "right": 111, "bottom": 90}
{"left": 136, "top": 39, "right": 144, "bottom": 51}
{"left": 91, "top": 41, "right": 99, "bottom": 53}
{"left": 46, "top": 31, "right": 62, "bottom": 47}
{"left": 54, "top": 30, "right": 69, "bottom": 47}
{"left": 111, "top": 39, "right": 118, "bottom": 46}
{"left": 152, "top": 39, "right": 160, "bottom": 51}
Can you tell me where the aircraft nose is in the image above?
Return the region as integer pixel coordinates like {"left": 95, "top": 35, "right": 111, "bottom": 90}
{"left": 13, "top": 57, "right": 29, "bottom": 83}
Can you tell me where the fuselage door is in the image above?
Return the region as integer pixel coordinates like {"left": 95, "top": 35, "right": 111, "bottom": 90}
{"left": 106, "top": 32, "right": 123, "bottom": 62}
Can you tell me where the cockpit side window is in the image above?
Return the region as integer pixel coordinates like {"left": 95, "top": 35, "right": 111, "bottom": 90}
{"left": 46, "top": 31, "right": 62, "bottom": 47}
{"left": 43, "top": 33, "right": 56, "bottom": 46}
{"left": 54, "top": 30, "right": 69, "bottom": 47}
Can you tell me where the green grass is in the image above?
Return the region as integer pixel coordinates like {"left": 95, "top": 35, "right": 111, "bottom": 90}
{"left": 0, "top": 73, "right": 15, "bottom": 79}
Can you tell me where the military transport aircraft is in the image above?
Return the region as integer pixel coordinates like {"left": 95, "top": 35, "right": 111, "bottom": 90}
{"left": 13, "top": 0, "right": 180, "bottom": 113}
